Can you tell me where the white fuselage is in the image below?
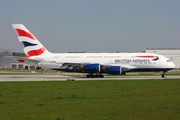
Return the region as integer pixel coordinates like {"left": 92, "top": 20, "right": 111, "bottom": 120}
{"left": 30, "top": 52, "right": 175, "bottom": 72}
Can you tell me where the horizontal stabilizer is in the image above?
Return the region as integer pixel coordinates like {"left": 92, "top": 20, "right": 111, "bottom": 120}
{"left": 6, "top": 56, "right": 40, "bottom": 66}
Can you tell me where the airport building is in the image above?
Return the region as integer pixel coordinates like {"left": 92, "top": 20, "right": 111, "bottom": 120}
{"left": 0, "top": 49, "right": 38, "bottom": 70}
{"left": 0, "top": 49, "right": 14, "bottom": 69}
{"left": 144, "top": 48, "right": 180, "bottom": 69}
{"left": 10, "top": 63, "right": 37, "bottom": 70}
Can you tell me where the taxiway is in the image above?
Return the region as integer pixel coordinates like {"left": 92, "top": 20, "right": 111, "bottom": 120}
{"left": 0, "top": 75, "right": 180, "bottom": 82}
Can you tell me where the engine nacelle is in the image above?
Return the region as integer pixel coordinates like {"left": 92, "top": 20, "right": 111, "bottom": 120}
{"left": 106, "top": 66, "right": 122, "bottom": 74}
{"left": 84, "top": 63, "right": 100, "bottom": 73}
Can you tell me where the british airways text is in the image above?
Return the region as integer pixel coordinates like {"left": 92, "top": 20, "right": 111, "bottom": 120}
{"left": 115, "top": 59, "right": 151, "bottom": 63}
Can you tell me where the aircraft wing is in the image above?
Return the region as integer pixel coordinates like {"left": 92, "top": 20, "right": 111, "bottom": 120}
{"left": 54, "top": 62, "right": 137, "bottom": 73}
{"left": 120, "top": 65, "right": 137, "bottom": 71}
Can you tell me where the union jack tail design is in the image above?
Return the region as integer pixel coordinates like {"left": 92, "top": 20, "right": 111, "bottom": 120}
{"left": 12, "top": 24, "right": 51, "bottom": 58}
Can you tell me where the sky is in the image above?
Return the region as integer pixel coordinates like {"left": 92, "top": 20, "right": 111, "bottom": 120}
{"left": 0, "top": 0, "right": 180, "bottom": 53}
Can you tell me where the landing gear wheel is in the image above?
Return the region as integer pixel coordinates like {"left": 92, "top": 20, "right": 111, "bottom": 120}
{"left": 161, "top": 74, "right": 165, "bottom": 78}
{"left": 161, "top": 71, "right": 166, "bottom": 78}
{"left": 84, "top": 74, "right": 104, "bottom": 78}
{"left": 100, "top": 75, "right": 104, "bottom": 78}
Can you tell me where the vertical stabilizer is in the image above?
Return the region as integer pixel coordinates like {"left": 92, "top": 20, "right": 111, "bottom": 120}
{"left": 12, "top": 24, "right": 51, "bottom": 57}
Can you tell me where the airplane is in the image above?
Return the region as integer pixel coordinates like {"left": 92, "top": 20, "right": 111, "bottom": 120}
{"left": 11, "top": 24, "right": 175, "bottom": 78}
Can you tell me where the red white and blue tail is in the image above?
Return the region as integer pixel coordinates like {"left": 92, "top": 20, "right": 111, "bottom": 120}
{"left": 12, "top": 24, "right": 51, "bottom": 58}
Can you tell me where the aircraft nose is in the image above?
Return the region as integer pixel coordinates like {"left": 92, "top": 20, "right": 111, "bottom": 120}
{"left": 170, "top": 62, "right": 175, "bottom": 68}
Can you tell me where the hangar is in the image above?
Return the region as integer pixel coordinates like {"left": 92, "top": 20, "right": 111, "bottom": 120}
{"left": 0, "top": 49, "right": 37, "bottom": 70}
{"left": 144, "top": 48, "right": 180, "bottom": 69}
{"left": 0, "top": 49, "right": 14, "bottom": 69}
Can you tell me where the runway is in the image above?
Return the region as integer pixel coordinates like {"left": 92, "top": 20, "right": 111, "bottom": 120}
{"left": 0, "top": 75, "right": 180, "bottom": 82}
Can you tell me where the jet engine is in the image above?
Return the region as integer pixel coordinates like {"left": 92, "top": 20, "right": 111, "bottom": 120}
{"left": 83, "top": 63, "right": 100, "bottom": 73}
{"left": 106, "top": 66, "right": 122, "bottom": 74}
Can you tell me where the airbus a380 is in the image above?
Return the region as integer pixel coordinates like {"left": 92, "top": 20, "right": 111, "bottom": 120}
{"left": 11, "top": 24, "right": 175, "bottom": 78}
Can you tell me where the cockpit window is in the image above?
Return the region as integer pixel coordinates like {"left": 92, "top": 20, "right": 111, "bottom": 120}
{"left": 167, "top": 60, "right": 171, "bottom": 62}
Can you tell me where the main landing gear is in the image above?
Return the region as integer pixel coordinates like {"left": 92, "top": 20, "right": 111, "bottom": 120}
{"left": 84, "top": 74, "right": 104, "bottom": 78}
{"left": 161, "top": 71, "right": 166, "bottom": 78}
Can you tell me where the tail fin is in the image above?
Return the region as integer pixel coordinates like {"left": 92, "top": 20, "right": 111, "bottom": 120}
{"left": 12, "top": 24, "right": 51, "bottom": 58}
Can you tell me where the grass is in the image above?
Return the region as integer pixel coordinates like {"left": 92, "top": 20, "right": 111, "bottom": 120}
{"left": 0, "top": 80, "right": 180, "bottom": 120}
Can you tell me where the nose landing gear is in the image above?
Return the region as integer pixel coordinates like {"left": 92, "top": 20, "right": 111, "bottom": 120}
{"left": 161, "top": 71, "right": 166, "bottom": 78}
